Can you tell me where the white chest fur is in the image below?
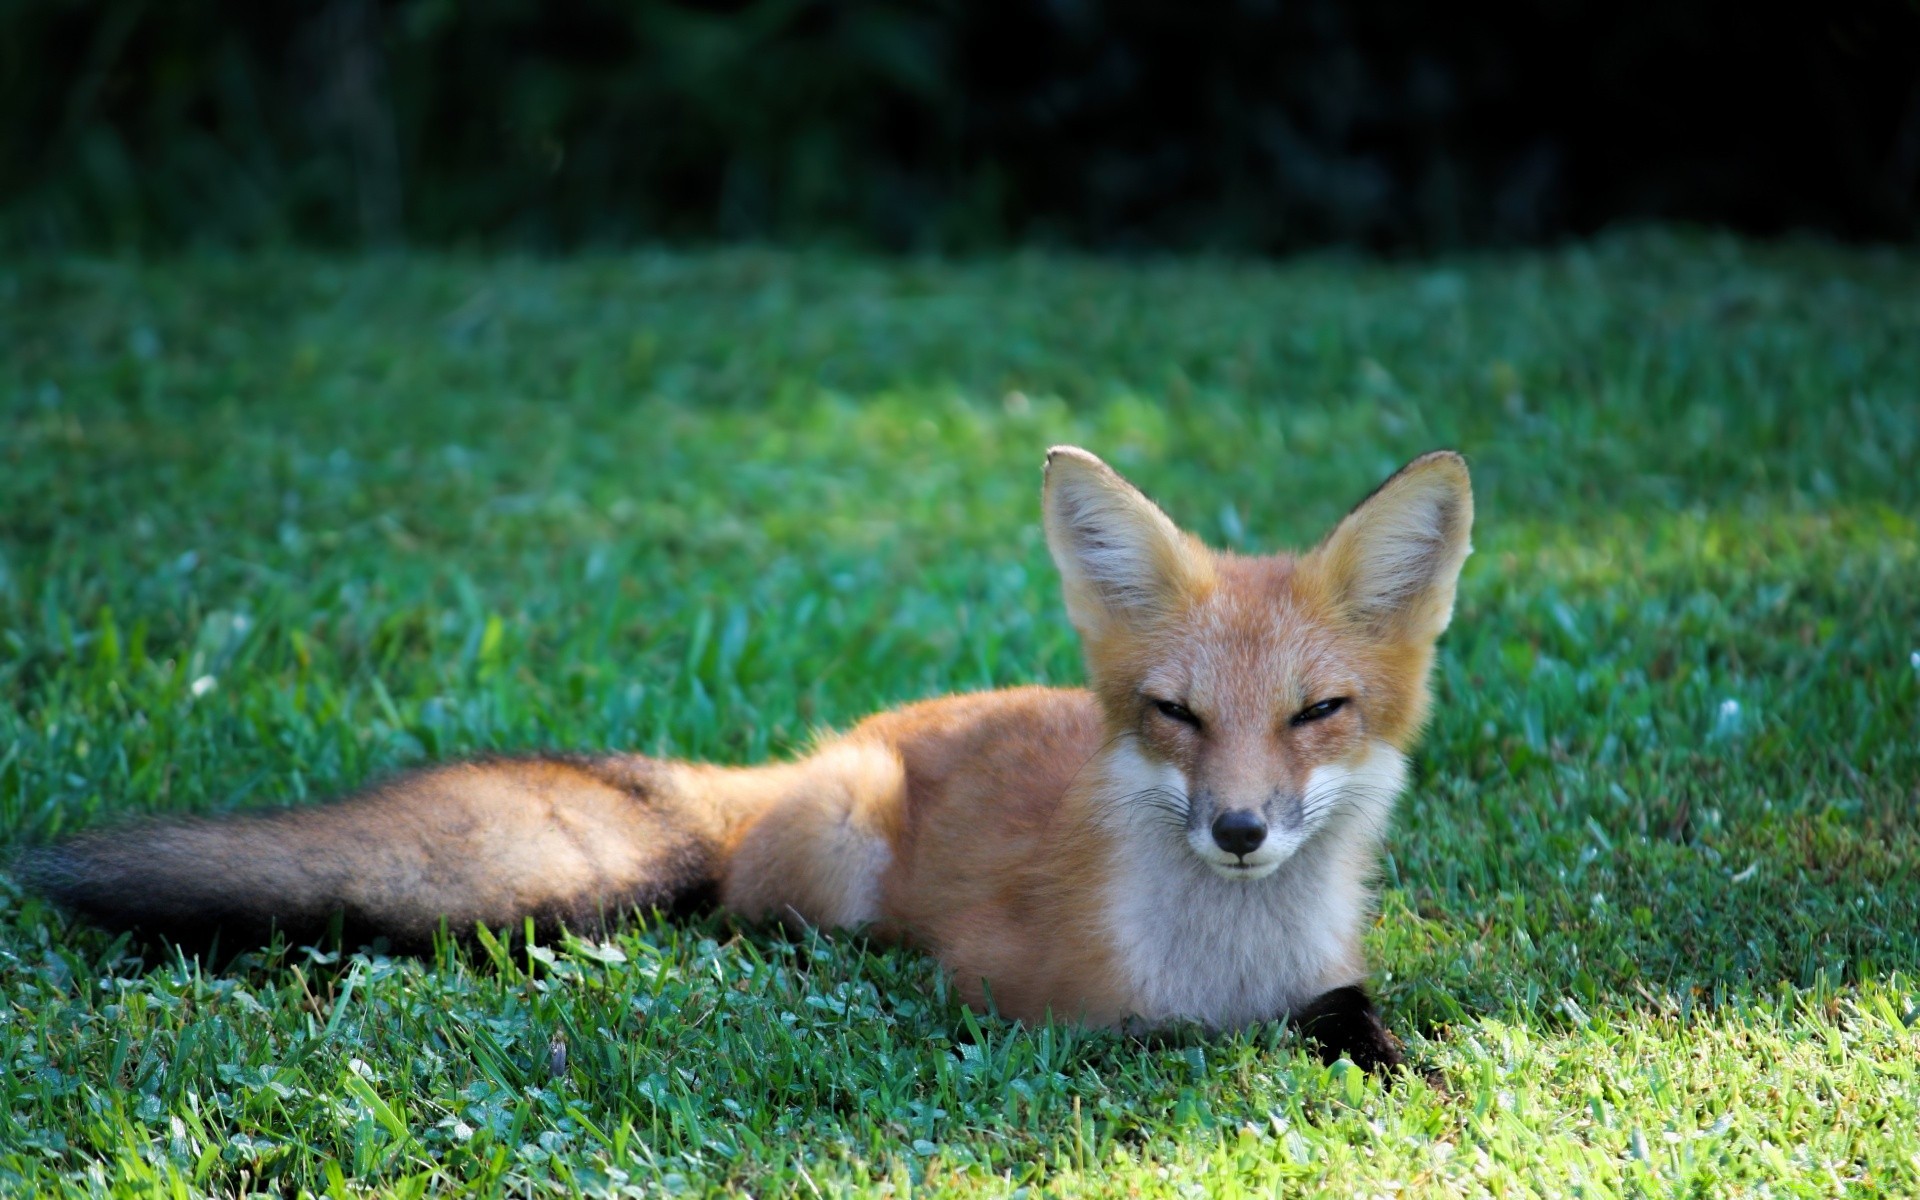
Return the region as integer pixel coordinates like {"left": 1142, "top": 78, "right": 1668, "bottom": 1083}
{"left": 1098, "top": 740, "right": 1405, "bottom": 1030}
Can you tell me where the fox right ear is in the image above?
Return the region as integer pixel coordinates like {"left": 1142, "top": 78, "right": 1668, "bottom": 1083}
{"left": 1042, "top": 447, "right": 1212, "bottom": 638}
{"left": 1311, "top": 450, "right": 1474, "bottom": 642}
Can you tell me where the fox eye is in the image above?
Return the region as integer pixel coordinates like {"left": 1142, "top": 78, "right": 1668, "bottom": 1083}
{"left": 1291, "top": 697, "right": 1348, "bottom": 726}
{"left": 1151, "top": 699, "right": 1202, "bottom": 729}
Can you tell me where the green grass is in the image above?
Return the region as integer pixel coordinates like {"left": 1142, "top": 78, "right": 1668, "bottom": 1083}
{"left": 3, "top": 230, "right": 1918, "bottom": 1197}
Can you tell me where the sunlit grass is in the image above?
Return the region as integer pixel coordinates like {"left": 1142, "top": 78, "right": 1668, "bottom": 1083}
{"left": 2, "top": 230, "right": 1917, "bottom": 1196}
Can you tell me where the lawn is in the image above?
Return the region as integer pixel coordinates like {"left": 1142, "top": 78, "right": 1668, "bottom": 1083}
{"left": 2, "top": 232, "right": 1917, "bottom": 1197}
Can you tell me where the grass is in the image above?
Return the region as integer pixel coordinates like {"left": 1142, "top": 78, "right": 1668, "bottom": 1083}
{"left": 2, "top": 230, "right": 1917, "bottom": 1197}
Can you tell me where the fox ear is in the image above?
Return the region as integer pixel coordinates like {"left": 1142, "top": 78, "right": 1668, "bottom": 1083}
{"left": 1043, "top": 446, "right": 1212, "bottom": 638}
{"left": 1312, "top": 451, "right": 1474, "bottom": 641}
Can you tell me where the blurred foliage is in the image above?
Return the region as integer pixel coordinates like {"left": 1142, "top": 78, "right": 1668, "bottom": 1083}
{"left": 3, "top": 0, "right": 1919, "bottom": 252}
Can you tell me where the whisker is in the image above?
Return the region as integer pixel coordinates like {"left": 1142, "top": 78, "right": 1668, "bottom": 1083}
{"left": 1299, "top": 780, "right": 1407, "bottom": 823}
{"left": 1116, "top": 784, "right": 1194, "bottom": 833}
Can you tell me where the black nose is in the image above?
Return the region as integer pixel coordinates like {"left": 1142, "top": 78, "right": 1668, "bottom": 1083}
{"left": 1210, "top": 809, "right": 1267, "bottom": 857}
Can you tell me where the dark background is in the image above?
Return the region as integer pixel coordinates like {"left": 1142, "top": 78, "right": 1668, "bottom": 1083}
{"left": 5, "top": 0, "right": 1919, "bottom": 253}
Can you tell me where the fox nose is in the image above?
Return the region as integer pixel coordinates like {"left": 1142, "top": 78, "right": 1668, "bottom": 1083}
{"left": 1210, "top": 809, "right": 1267, "bottom": 857}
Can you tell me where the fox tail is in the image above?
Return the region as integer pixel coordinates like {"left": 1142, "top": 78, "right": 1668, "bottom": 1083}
{"left": 16, "top": 754, "right": 795, "bottom": 952}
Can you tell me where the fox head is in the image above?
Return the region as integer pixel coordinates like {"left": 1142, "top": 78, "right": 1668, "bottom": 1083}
{"left": 1042, "top": 446, "right": 1472, "bottom": 880}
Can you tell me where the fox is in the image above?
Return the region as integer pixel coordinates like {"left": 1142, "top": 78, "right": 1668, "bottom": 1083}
{"left": 20, "top": 446, "right": 1472, "bottom": 1073}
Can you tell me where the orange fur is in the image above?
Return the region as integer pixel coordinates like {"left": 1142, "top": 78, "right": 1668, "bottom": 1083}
{"left": 23, "top": 447, "right": 1472, "bottom": 1047}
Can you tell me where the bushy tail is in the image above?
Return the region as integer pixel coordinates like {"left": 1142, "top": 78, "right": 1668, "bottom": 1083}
{"left": 17, "top": 754, "right": 775, "bottom": 952}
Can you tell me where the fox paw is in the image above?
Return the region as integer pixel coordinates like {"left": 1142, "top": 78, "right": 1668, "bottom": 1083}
{"left": 1295, "top": 985, "right": 1405, "bottom": 1076}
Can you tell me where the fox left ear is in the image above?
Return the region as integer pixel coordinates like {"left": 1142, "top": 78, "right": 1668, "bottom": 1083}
{"left": 1312, "top": 451, "right": 1474, "bottom": 641}
{"left": 1042, "top": 446, "right": 1213, "bottom": 640}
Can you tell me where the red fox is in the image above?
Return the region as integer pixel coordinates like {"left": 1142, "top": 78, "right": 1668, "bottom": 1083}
{"left": 23, "top": 446, "right": 1472, "bottom": 1072}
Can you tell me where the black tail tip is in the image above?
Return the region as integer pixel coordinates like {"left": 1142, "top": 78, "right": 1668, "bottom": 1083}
{"left": 11, "top": 841, "right": 138, "bottom": 935}
{"left": 12, "top": 838, "right": 275, "bottom": 960}
{"left": 13, "top": 843, "right": 88, "bottom": 907}
{"left": 14, "top": 836, "right": 194, "bottom": 930}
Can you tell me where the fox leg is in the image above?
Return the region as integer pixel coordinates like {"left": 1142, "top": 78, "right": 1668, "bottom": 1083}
{"left": 713, "top": 739, "right": 906, "bottom": 930}
{"left": 1293, "top": 985, "right": 1404, "bottom": 1074}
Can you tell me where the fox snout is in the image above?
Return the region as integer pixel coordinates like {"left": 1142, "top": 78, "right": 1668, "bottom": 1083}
{"left": 1188, "top": 791, "right": 1307, "bottom": 879}
{"left": 1208, "top": 808, "right": 1267, "bottom": 856}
